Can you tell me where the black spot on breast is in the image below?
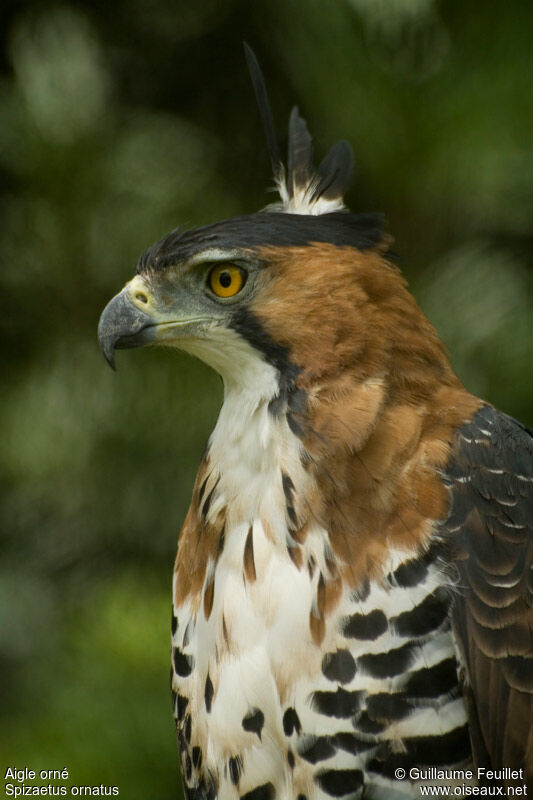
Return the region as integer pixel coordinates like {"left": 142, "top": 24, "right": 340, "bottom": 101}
{"left": 298, "top": 735, "right": 336, "bottom": 764}
{"left": 296, "top": 796, "right": 307, "bottom": 800}
{"left": 240, "top": 783, "right": 275, "bottom": 800}
{"left": 182, "top": 621, "right": 192, "bottom": 647}
{"left": 185, "top": 752, "right": 192, "bottom": 781}
{"left": 323, "top": 542, "right": 338, "bottom": 577}
{"left": 287, "top": 503, "right": 298, "bottom": 527}
{"left": 185, "top": 778, "right": 217, "bottom": 800}
{"left": 202, "top": 483, "right": 217, "bottom": 520}
{"left": 366, "top": 723, "right": 471, "bottom": 777}
{"left": 365, "top": 691, "right": 412, "bottom": 721}
{"left": 287, "top": 542, "right": 303, "bottom": 568}
{"left": 282, "top": 472, "right": 295, "bottom": 499}
{"left": 283, "top": 707, "right": 302, "bottom": 736}
{"left": 333, "top": 732, "right": 376, "bottom": 755}
{"left": 184, "top": 714, "right": 192, "bottom": 744}
{"left": 342, "top": 608, "right": 388, "bottom": 640}
{"left": 244, "top": 525, "right": 256, "bottom": 582}
{"left": 242, "top": 707, "right": 264, "bottom": 739}
{"left": 307, "top": 554, "right": 316, "bottom": 578}
{"left": 228, "top": 756, "right": 243, "bottom": 786}
{"left": 387, "top": 544, "right": 440, "bottom": 588}
{"left": 222, "top": 615, "right": 230, "bottom": 647}
{"left": 404, "top": 657, "right": 458, "bottom": 699}
{"left": 351, "top": 579, "right": 370, "bottom": 602}
{"left": 315, "top": 769, "right": 364, "bottom": 796}
{"left": 216, "top": 526, "right": 225, "bottom": 560}
{"left": 321, "top": 649, "right": 357, "bottom": 684}
{"left": 175, "top": 694, "right": 189, "bottom": 722}
{"left": 192, "top": 746, "right": 202, "bottom": 769}
{"left": 177, "top": 729, "right": 187, "bottom": 753}
{"left": 198, "top": 475, "right": 209, "bottom": 504}
{"left": 354, "top": 709, "right": 387, "bottom": 734}
{"left": 287, "top": 750, "right": 295, "bottom": 769}
{"left": 203, "top": 574, "right": 215, "bottom": 620}
{"left": 358, "top": 640, "right": 416, "bottom": 678}
{"left": 390, "top": 587, "right": 450, "bottom": 638}
{"left": 282, "top": 471, "right": 298, "bottom": 527}
{"left": 205, "top": 673, "right": 214, "bottom": 713}
{"left": 311, "top": 687, "right": 363, "bottom": 718}
{"left": 171, "top": 609, "right": 178, "bottom": 635}
{"left": 173, "top": 647, "right": 193, "bottom": 677}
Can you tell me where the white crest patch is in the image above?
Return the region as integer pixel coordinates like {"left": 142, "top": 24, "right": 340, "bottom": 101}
{"left": 269, "top": 178, "right": 347, "bottom": 216}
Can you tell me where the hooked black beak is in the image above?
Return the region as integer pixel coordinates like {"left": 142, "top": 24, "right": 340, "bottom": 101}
{"left": 97, "top": 289, "right": 156, "bottom": 370}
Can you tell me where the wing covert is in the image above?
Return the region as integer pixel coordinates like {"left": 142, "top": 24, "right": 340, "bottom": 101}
{"left": 443, "top": 405, "right": 533, "bottom": 778}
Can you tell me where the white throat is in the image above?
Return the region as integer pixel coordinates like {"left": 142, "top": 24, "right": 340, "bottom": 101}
{"left": 182, "top": 327, "right": 306, "bottom": 531}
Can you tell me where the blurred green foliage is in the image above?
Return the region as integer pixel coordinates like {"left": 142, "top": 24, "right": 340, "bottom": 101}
{"left": 0, "top": 0, "right": 531, "bottom": 796}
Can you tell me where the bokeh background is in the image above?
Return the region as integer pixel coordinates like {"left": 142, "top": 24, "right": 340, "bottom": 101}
{"left": 1, "top": 0, "right": 532, "bottom": 797}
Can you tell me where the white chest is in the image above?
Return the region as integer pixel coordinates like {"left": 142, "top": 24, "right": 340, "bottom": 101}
{"left": 171, "top": 365, "right": 470, "bottom": 799}
{"left": 172, "top": 521, "right": 469, "bottom": 800}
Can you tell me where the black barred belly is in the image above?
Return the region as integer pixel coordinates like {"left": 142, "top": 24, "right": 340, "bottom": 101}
{"left": 171, "top": 544, "right": 472, "bottom": 800}
{"left": 285, "top": 546, "right": 472, "bottom": 799}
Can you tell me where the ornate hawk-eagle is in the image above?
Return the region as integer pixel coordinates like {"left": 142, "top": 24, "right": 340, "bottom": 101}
{"left": 98, "top": 47, "right": 532, "bottom": 799}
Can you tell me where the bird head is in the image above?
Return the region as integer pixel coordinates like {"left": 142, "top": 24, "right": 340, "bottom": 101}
{"left": 98, "top": 46, "right": 454, "bottom": 414}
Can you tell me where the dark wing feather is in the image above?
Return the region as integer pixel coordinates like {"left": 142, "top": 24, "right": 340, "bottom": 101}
{"left": 443, "top": 405, "right": 533, "bottom": 780}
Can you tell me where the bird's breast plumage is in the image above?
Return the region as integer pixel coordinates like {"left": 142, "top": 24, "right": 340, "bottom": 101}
{"left": 170, "top": 368, "right": 478, "bottom": 800}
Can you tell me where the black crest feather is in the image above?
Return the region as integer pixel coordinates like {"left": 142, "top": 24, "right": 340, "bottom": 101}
{"left": 243, "top": 43, "right": 285, "bottom": 190}
{"left": 244, "top": 43, "right": 354, "bottom": 215}
{"left": 312, "top": 140, "right": 354, "bottom": 203}
{"left": 287, "top": 106, "right": 314, "bottom": 200}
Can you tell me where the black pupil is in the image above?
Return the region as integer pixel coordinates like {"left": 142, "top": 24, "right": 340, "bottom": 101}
{"left": 219, "top": 271, "right": 232, "bottom": 288}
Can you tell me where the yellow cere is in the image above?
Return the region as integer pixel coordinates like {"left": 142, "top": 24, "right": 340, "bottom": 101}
{"left": 209, "top": 264, "right": 245, "bottom": 298}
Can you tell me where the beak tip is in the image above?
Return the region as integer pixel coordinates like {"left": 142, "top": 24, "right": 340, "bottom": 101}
{"left": 97, "top": 323, "right": 117, "bottom": 371}
{"left": 98, "top": 286, "right": 154, "bottom": 370}
{"left": 98, "top": 339, "right": 117, "bottom": 371}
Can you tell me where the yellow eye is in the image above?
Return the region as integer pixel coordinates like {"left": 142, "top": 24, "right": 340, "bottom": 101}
{"left": 208, "top": 264, "right": 246, "bottom": 298}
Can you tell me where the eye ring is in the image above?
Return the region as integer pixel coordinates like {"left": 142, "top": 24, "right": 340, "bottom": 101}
{"left": 208, "top": 264, "right": 247, "bottom": 299}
